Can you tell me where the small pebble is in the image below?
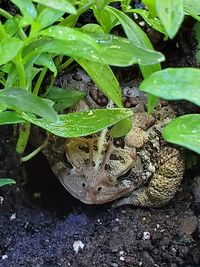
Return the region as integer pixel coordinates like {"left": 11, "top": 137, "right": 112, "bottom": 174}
{"left": 0, "top": 196, "right": 4, "bottom": 204}
{"left": 119, "top": 250, "right": 124, "bottom": 256}
{"left": 139, "top": 21, "right": 145, "bottom": 27}
{"left": 142, "top": 232, "right": 151, "bottom": 240}
{"left": 2, "top": 255, "right": 8, "bottom": 260}
{"left": 73, "top": 240, "right": 85, "bottom": 253}
{"left": 119, "top": 256, "right": 125, "bottom": 261}
{"left": 10, "top": 213, "right": 16, "bottom": 221}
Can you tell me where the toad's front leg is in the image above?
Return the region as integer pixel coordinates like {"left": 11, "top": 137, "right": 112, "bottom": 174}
{"left": 113, "top": 147, "right": 185, "bottom": 208}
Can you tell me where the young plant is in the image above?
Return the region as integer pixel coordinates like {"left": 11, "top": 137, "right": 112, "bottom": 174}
{"left": 0, "top": 0, "right": 165, "bottom": 157}
{"left": 140, "top": 68, "right": 200, "bottom": 154}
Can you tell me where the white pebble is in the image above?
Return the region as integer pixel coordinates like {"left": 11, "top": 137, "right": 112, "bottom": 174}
{"left": 119, "top": 256, "right": 125, "bottom": 261}
{"left": 10, "top": 213, "right": 16, "bottom": 221}
{"left": 0, "top": 196, "right": 4, "bottom": 204}
{"left": 139, "top": 21, "right": 145, "bottom": 27}
{"left": 119, "top": 250, "right": 124, "bottom": 256}
{"left": 2, "top": 255, "right": 8, "bottom": 260}
{"left": 73, "top": 240, "right": 85, "bottom": 253}
{"left": 142, "top": 231, "right": 151, "bottom": 240}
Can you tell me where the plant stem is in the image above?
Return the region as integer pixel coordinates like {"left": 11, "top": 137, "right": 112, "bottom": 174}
{"left": 16, "top": 122, "right": 30, "bottom": 154}
{"left": 33, "top": 67, "right": 47, "bottom": 95}
{"left": 58, "top": 58, "right": 74, "bottom": 72}
{"left": 0, "top": 8, "right": 12, "bottom": 19}
{"left": 21, "top": 139, "right": 48, "bottom": 162}
{"left": 13, "top": 53, "right": 26, "bottom": 89}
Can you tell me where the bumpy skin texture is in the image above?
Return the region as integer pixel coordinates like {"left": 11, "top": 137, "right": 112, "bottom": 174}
{"left": 43, "top": 71, "right": 185, "bottom": 207}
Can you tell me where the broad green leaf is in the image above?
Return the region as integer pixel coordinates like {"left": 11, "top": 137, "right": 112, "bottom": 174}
{"left": 106, "top": 7, "right": 161, "bottom": 110}
{"left": 93, "top": 8, "right": 118, "bottom": 33}
{"left": 0, "top": 37, "right": 23, "bottom": 65}
{"left": 81, "top": 23, "right": 104, "bottom": 34}
{"left": 11, "top": 0, "right": 37, "bottom": 27}
{"left": 156, "top": 0, "right": 184, "bottom": 39}
{"left": 32, "top": 0, "right": 76, "bottom": 14}
{"left": 0, "top": 178, "right": 16, "bottom": 187}
{"left": 140, "top": 68, "right": 200, "bottom": 106}
{"left": 106, "top": 7, "right": 162, "bottom": 75}
{"left": 34, "top": 7, "right": 64, "bottom": 30}
{"left": 35, "top": 54, "right": 57, "bottom": 76}
{"left": 95, "top": 0, "right": 111, "bottom": 10}
{"left": 109, "top": 118, "right": 132, "bottom": 138}
{"left": 0, "top": 88, "right": 58, "bottom": 122}
{"left": 3, "top": 18, "right": 19, "bottom": 36}
{"left": 184, "top": 0, "right": 200, "bottom": 16}
{"left": 77, "top": 59, "right": 122, "bottom": 107}
{"left": 0, "top": 111, "right": 24, "bottom": 125}
{"left": 142, "top": 0, "right": 157, "bottom": 17}
{"left": 45, "top": 86, "right": 85, "bottom": 111}
{"left": 22, "top": 108, "right": 133, "bottom": 137}
{"left": 40, "top": 26, "right": 164, "bottom": 66}
{"left": 163, "top": 114, "right": 200, "bottom": 154}
{"left": 130, "top": 9, "right": 166, "bottom": 35}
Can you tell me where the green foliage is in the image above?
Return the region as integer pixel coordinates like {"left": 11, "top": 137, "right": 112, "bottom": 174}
{"left": 21, "top": 108, "right": 133, "bottom": 137}
{"left": 0, "top": 0, "right": 167, "bottom": 157}
{"left": 0, "top": 178, "right": 16, "bottom": 187}
{"left": 140, "top": 68, "right": 200, "bottom": 154}
{"left": 1, "top": 0, "right": 200, "bottom": 162}
{"left": 155, "top": 0, "right": 184, "bottom": 39}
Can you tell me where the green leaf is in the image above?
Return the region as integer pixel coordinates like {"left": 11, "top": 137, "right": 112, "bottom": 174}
{"left": 35, "top": 54, "right": 57, "bottom": 76}
{"left": 3, "top": 18, "right": 19, "bottom": 36}
{"left": 0, "top": 111, "right": 24, "bottom": 125}
{"left": 22, "top": 108, "right": 133, "bottom": 137}
{"left": 45, "top": 86, "right": 85, "bottom": 111}
{"left": 77, "top": 59, "right": 122, "bottom": 107}
{"left": 109, "top": 118, "right": 132, "bottom": 138}
{"left": 184, "top": 0, "right": 200, "bottom": 16}
{"left": 142, "top": 0, "right": 157, "bottom": 17}
{"left": 130, "top": 9, "right": 166, "bottom": 35}
{"left": 0, "top": 178, "right": 16, "bottom": 187}
{"left": 106, "top": 7, "right": 161, "bottom": 76}
{"left": 39, "top": 26, "right": 164, "bottom": 66}
{"left": 95, "top": 0, "right": 111, "bottom": 10}
{"left": 32, "top": 0, "right": 76, "bottom": 14}
{"left": 106, "top": 7, "right": 161, "bottom": 110}
{"left": 156, "top": 0, "right": 184, "bottom": 39}
{"left": 93, "top": 8, "right": 118, "bottom": 33}
{"left": 10, "top": 0, "right": 37, "bottom": 27}
{"left": 0, "top": 37, "right": 23, "bottom": 65}
{"left": 163, "top": 114, "right": 200, "bottom": 154}
{"left": 0, "top": 88, "right": 58, "bottom": 122}
{"left": 34, "top": 7, "right": 64, "bottom": 30}
{"left": 140, "top": 68, "right": 200, "bottom": 106}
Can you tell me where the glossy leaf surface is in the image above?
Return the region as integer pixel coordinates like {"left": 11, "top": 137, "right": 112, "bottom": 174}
{"left": 0, "top": 88, "right": 58, "bottom": 122}
{"left": 0, "top": 178, "right": 16, "bottom": 187}
{"left": 163, "top": 114, "right": 200, "bottom": 154}
{"left": 156, "top": 0, "right": 184, "bottom": 38}
{"left": 0, "top": 111, "right": 24, "bottom": 125}
{"left": 140, "top": 68, "right": 200, "bottom": 106}
{"left": 22, "top": 108, "right": 133, "bottom": 137}
{"left": 39, "top": 26, "right": 164, "bottom": 66}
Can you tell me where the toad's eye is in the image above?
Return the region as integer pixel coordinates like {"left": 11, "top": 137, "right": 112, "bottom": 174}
{"left": 118, "top": 168, "right": 132, "bottom": 180}
{"left": 63, "top": 153, "right": 73, "bottom": 168}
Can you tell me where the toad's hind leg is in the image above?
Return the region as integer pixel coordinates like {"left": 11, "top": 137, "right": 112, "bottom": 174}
{"left": 113, "top": 147, "right": 185, "bottom": 208}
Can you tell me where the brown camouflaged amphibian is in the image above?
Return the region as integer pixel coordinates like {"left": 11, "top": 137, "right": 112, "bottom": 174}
{"left": 43, "top": 70, "right": 185, "bottom": 207}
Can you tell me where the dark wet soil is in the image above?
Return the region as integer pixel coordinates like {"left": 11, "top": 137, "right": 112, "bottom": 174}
{"left": 1, "top": 134, "right": 200, "bottom": 267}
{"left": 1, "top": 1, "right": 200, "bottom": 267}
